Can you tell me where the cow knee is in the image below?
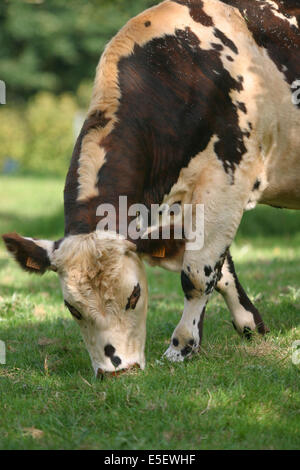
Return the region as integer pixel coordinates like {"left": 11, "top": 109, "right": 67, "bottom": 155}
{"left": 181, "top": 265, "right": 217, "bottom": 299}
{"left": 181, "top": 269, "right": 201, "bottom": 299}
{"left": 216, "top": 275, "right": 233, "bottom": 294}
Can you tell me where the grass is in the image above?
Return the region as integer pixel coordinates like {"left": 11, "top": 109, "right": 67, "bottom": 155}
{"left": 0, "top": 174, "right": 299, "bottom": 450}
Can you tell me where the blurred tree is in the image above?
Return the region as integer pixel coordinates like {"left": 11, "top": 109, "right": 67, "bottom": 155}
{"left": 0, "top": 0, "right": 158, "bottom": 103}
{"left": 0, "top": 91, "right": 77, "bottom": 174}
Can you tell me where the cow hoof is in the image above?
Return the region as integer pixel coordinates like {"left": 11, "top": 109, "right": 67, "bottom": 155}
{"left": 163, "top": 346, "right": 185, "bottom": 362}
{"left": 232, "top": 321, "right": 253, "bottom": 338}
{"left": 233, "top": 320, "right": 269, "bottom": 338}
{"left": 257, "top": 323, "right": 270, "bottom": 335}
{"left": 243, "top": 326, "right": 254, "bottom": 340}
{"left": 232, "top": 323, "right": 254, "bottom": 340}
{"left": 164, "top": 342, "right": 196, "bottom": 362}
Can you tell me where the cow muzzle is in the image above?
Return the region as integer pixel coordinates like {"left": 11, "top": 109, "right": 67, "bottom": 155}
{"left": 92, "top": 352, "right": 146, "bottom": 378}
{"left": 96, "top": 363, "right": 141, "bottom": 379}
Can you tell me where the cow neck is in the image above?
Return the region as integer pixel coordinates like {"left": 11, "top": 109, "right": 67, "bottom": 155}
{"left": 63, "top": 129, "right": 149, "bottom": 238}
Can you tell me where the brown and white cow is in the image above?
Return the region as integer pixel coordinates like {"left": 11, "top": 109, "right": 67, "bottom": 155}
{"left": 2, "top": 0, "right": 300, "bottom": 373}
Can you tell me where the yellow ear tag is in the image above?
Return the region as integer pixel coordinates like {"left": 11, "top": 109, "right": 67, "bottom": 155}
{"left": 26, "top": 257, "right": 41, "bottom": 270}
{"left": 152, "top": 246, "right": 166, "bottom": 258}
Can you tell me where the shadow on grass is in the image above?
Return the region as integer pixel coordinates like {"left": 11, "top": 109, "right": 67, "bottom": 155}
{"left": 1, "top": 266, "right": 299, "bottom": 450}
{"left": 0, "top": 270, "right": 62, "bottom": 299}
{"left": 1, "top": 213, "right": 299, "bottom": 382}
{"left": 177, "top": 361, "right": 300, "bottom": 449}
{"left": 2, "top": 308, "right": 299, "bottom": 379}
{"left": 2, "top": 318, "right": 91, "bottom": 378}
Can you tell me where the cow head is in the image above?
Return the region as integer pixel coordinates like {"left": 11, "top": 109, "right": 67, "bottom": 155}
{"left": 2, "top": 232, "right": 148, "bottom": 375}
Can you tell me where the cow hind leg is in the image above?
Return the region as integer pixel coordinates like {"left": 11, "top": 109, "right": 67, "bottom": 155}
{"left": 216, "top": 251, "right": 269, "bottom": 338}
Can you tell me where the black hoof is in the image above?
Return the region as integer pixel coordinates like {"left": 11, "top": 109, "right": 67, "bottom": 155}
{"left": 243, "top": 327, "right": 253, "bottom": 341}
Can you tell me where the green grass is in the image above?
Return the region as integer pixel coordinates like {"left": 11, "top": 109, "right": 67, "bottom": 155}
{"left": 0, "top": 174, "right": 299, "bottom": 450}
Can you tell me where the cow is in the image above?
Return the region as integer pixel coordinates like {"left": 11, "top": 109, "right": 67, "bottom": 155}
{"left": 2, "top": 0, "right": 299, "bottom": 374}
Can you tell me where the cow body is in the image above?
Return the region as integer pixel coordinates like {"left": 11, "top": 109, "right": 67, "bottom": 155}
{"left": 3, "top": 0, "right": 300, "bottom": 371}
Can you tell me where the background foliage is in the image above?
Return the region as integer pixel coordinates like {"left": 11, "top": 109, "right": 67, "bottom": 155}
{"left": 0, "top": 0, "right": 157, "bottom": 101}
{"left": 0, "top": 0, "right": 158, "bottom": 174}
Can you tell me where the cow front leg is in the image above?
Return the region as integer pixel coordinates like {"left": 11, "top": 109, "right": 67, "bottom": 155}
{"left": 163, "top": 165, "right": 259, "bottom": 362}
{"left": 164, "top": 247, "right": 228, "bottom": 362}
{"left": 217, "top": 251, "right": 269, "bottom": 337}
{"left": 164, "top": 293, "right": 208, "bottom": 362}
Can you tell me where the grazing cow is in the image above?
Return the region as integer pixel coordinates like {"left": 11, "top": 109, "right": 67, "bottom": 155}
{"left": 2, "top": 0, "right": 299, "bottom": 373}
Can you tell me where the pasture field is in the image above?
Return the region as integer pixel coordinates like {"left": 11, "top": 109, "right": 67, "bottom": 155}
{"left": 0, "top": 175, "right": 299, "bottom": 450}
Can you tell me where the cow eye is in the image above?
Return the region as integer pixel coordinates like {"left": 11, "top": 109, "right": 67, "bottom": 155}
{"left": 64, "top": 300, "right": 82, "bottom": 320}
{"left": 125, "top": 283, "right": 141, "bottom": 310}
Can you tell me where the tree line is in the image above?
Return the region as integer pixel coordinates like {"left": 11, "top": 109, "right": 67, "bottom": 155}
{"left": 0, "top": 0, "right": 158, "bottom": 103}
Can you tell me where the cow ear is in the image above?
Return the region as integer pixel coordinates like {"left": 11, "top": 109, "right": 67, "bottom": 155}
{"left": 2, "top": 232, "right": 57, "bottom": 275}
